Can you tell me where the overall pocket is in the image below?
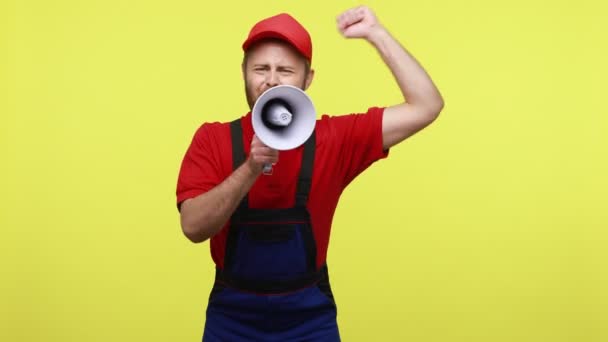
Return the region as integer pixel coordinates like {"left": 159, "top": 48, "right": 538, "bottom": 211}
{"left": 229, "top": 222, "right": 311, "bottom": 280}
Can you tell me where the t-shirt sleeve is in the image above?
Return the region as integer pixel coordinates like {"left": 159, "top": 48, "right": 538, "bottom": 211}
{"left": 322, "top": 106, "right": 389, "bottom": 187}
{"left": 175, "top": 123, "right": 223, "bottom": 211}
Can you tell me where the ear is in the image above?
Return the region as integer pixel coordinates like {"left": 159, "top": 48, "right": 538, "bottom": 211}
{"left": 241, "top": 53, "right": 249, "bottom": 81}
{"left": 304, "top": 68, "right": 315, "bottom": 90}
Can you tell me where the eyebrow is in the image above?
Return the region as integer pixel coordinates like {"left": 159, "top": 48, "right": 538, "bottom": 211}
{"left": 251, "top": 63, "right": 296, "bottom": 70}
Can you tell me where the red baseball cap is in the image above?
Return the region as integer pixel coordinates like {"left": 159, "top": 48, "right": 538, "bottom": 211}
{"left": 242, "top": 13, "right": 313, "bottom": 63}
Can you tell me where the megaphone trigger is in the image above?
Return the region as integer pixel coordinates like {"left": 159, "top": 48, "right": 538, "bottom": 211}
{"left": 262, "top": 163, "right": 274, "bottom": 175}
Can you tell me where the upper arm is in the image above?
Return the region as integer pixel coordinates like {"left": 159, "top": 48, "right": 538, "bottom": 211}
{"left": 382, "top": 102, "right": 443, "bottom": 149}
{"left": 176, "top": 124, "right": 224, "bottom": 211}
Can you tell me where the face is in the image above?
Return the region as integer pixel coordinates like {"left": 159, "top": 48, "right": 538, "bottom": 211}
{"left": 242, "top": 40, "right": 314, "bottom": 109}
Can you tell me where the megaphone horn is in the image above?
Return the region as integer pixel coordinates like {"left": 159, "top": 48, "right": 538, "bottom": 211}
{"left": 252, "top": 85, "right": 316, "bottom": 151}
{"left": 252, "top": 85, "right": 316, "bottom": 174}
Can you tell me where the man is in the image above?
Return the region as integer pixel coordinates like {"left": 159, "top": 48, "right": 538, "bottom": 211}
{"left": 176, "top": 6, "right": 443, "bottom": 341}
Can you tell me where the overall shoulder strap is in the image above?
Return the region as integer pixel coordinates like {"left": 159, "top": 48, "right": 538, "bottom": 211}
{"left": 232, "top": 118, "right": 316, "bottom": 208}
{"left": 230, "top": 119, "right": 248, "bottom": 209}
{"left": 295, "top": 131, "right": 316, "bottom": 207}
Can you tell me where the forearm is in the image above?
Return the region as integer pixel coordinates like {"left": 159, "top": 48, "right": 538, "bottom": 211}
{"left": 368, "top": 26, "right": 444, "bottom": 113}
{"left": 180, "top": 162, "right": 259, "bottom": 243}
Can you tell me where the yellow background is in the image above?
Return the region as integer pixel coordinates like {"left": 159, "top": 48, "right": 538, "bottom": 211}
{"left": 2, "top": 0, "right": 607, "bottom": 341}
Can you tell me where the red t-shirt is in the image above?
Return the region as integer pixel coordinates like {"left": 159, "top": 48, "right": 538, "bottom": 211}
{"left": 176, "top": 107, "right": 389, "bottom": 269}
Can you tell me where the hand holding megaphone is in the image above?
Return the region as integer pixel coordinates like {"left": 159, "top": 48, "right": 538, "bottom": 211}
{"left": 251, "top": 85, "right": 316, "bottom": 175}
{"left": 247, "top": 135, "right": 279, "bottom": 175}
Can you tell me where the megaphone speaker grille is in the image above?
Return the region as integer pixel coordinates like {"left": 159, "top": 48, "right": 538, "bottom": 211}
{"left": 261, "top": 99, "right": 294, "bottom": 129}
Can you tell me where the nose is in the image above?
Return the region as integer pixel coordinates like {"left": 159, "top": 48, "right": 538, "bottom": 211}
{"left": 266, "top": 70, "right": 280, "bottom": 88}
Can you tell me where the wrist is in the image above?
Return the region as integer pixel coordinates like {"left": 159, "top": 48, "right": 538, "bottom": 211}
{"left": 243, "top": 159, "right": 263, "bottom": 178}
{"left": 366, "top": 25, "right": 389, "bottom": 46}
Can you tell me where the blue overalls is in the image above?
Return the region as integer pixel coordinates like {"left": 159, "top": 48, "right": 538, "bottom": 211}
{"left": 202, "top": 119, "right": 340, "bottom": 341}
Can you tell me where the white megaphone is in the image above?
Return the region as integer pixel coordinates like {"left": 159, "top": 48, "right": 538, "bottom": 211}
{"left": 252, "top": 85, "right": 316, "bottom": 174}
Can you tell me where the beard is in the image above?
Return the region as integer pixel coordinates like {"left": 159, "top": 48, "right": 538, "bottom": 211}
{"left": 245, "top": 82, "right": 257, "bottom": 110}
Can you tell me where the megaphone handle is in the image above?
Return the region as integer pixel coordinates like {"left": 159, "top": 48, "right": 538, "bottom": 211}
{"left": 262, "top": 163, "right": 273, "bottom": 175}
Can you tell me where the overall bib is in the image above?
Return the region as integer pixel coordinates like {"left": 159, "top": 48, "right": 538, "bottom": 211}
{"left": 202, "top": 120, "right": 340, "bottom": 342}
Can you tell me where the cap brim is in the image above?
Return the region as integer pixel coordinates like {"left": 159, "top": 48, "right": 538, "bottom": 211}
{"left": 242, "top": 31, "right": 305, "bottom": 59}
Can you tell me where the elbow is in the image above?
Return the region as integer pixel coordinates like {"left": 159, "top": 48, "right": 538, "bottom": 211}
{"left": 182, "top": 229, "right": 207, "bottom": 244}
{"left": 432, "top": 95, "right": 445, "bottom": 117}
{"left": 436, "top": 97, "right": 445, "bottom": 114}
{"left": 182, "top": 226, "right": 206, "bottom": 244}
{"left": 180, "top": 218, "right": 209, "bottom": 244}
{"left": 426, "top": 97, "right": 444, "bottom": 123}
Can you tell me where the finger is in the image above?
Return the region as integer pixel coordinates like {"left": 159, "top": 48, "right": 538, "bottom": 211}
{"left": 250, "top": 146, "right": 279, "bottom": 158}
{"left": 250, "top": 141, "right": 268, "bottom": 150}
{"left": 252, "top": 154, "right": 279, "bottom": 166}
{"left": 339, "top": 10, "right": 364, "bottom": 30}
{"left": 336, "top": 9, "right": 355, "bottom": 28}
{"left": 251, "top": 134, "right": 262, "bottom": 145}
{"left": 349, "top": 9, "right": 365, "bottom": 24}
{"left": 251, "top": 135, "right": 272, "bottom": 149}
{"left": 336, "top": 14, "right": 347, "bottom": 30}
